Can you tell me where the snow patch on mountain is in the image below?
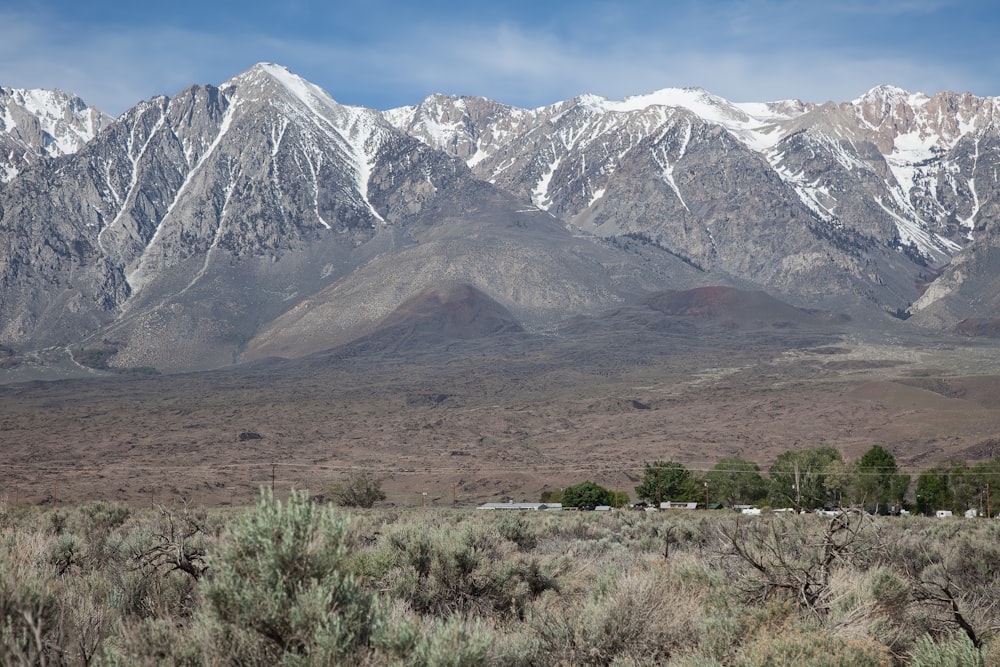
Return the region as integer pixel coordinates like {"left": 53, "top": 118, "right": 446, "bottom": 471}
{"left": 126, "top": 98, "right": 238, "bottom": 293}
{"left": 236, "top": 63, "right": 389, "bottom": 222}
{"left": 0, "top": 86, "right": 111, "bottom": 181}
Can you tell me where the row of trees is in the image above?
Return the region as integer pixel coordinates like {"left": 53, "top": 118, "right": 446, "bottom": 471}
{"left": 554, "top": 446, "right": 1000, "bottom": 515}
{"left": 915, "top": 457, "right": 1000, "bottom": 515}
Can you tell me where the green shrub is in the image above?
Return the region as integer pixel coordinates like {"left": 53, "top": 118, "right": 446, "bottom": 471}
{"left": 326, "top": 469, "right": 387, "bottom": 508}
{"left": 374, "top": 611, "right": 493, "bottom": 667}
{"left": 103, "top": 616, "right": 205, "bottom": 666}
{"left": 736, "top": 628, "right": 891, "bottom": 667}
{"left": 527, "top": 556, "right": 712, "bottom": 666}
{"left": 496, "top": 513, "right": 537, "bottom": 551}
{"left": 199, "top": 488, "right": 379, "bottom": 664}
{"left": 909, "top": 632, "right": 985, "bottom": 667}
{"left": 0, "top": 557, "right": 66, "bottom": 666}
{"left": 381, "top": 520, "right": 560, "bottom": 619}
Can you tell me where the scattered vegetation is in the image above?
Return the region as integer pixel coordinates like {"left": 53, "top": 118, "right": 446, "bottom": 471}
{"left": 326, "top": 468, "right": 388, "bottom": 508}
{"left": 71, "top": 343, "right": 159, "bottom": 375}
{"left": 615, "top": 231, "right": 707, "bottom": 271}
{"left": 2, "top": 491, "right": 1000, "bottom": 665}
{"left": 72, "top": 345, "right": 118, "bottom": 370}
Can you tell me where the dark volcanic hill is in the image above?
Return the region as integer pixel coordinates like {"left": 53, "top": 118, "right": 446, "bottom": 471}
{"left": 375, "top": 283, "right": 523, "bottom": 341}
{"left": 644, "top": 286, "right": 849, "bottom": 326}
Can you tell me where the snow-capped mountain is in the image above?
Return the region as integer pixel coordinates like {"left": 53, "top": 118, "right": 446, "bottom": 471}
{"left": 0, "top": 86, "right": 111, "bottom": 182}
{"left": 4, "top": 64, "right": 1000, "bottom": 373}
{"left": 0, "top": 64, "right": 691, "bottom": 370}
{"left": 388, "top": 85, "right": 1000, "bottom": 267}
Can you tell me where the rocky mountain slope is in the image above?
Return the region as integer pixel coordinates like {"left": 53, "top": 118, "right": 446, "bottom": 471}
{"left": 388, "top": 85, "right": 1000, "bottom": 321}
{"left": 0, "top": 64, "right": 699, "bottom": 372}
{"left": 3, "top": 64, "right": 1000, "bottom": 375}
{"left": 0, "top": 86, "right": 110, "bottom": 182}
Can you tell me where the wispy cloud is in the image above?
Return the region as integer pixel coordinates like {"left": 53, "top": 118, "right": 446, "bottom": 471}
{"left": 0, "top": 1, "right": 996, "bottom": 116}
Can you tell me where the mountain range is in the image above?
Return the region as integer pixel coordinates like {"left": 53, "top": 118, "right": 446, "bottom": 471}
{"left": 3, "top": 63, "right": 1000, "bottom": 375}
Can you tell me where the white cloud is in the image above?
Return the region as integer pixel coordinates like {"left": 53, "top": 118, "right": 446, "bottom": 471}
{"left": 0, "top": 3, "right": 994, "bottom": 117}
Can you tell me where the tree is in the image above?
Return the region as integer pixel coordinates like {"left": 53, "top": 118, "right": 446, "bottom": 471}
{"left": 704, "top": 458, "right": 768, "bottom": 508}
{"left": 855, "top": 445, "right": 909, "bottom": 513}
{"left": 610, "top": 490, "right": 630, "bottom": 508}
{"left": 916, "top": 468, "right": 951, "bottom": 515}
{"left": 769, "top": 447, "right": 842, "bottom": 510}
{"left": 540, "top": 489, "right": 563, "bottom": 504}
{"left": 634, "top": 461, "right": 691, "bottom": 504}
{"left": 562, "top": 481, "right": 613, "bottom": 508}
{"left": 946, "top": 460, "right": 979, "bottom": 514}
{"left": 822, "top": 458, "right": 858, "bottom": 507}
{"left": 968, "top": 455, "right": 1000, "bottom": 516}
{"left": 327, "top": 468, "right": 387, "bottom": 508}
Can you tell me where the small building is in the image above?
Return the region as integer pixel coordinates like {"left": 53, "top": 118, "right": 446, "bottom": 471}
{"left": 660, "top": 501, "right": 698, "bottom": 510}
{"left": 935, "top": 510, "right": 954, "bottom": 518}
{"left": 477, "top": 502, "right": 562, "bottom": 511}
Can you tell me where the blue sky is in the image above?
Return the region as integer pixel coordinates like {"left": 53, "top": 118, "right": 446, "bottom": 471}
{"left": 2, "top": 0, "right": 998, "bottom": 116}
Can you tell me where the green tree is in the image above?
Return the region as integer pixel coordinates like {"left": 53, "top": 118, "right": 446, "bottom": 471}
{"left": 855, "top": 445, "right": 910, "bottom": 513}
{"left": 968, "top": 455, "right": 1000, "bottom": 516}
{"left": 539, "top": 489, "right": 563, "bottom": 504}
{"left": 945, "top": 460, "right": 978, "bottom": 513}
{"left": 562, "top": 481, "right": 614, "bottom": 508}
{"left": 634, "top": 461, "right": 690, "bottom": 504}
{"left": 327, "top": 468, "right": 387, "bottom": 508}
{"left": 916, "top": 468, "right": 951, "bottom": 515}
{"left": 704, "top": 458, "right": 768, "bottom": 508}
{"left": 768, "top": 447, "right": 842, "bottom": 510}
{"left": 610, "top": 490, "right": 630, "bottom": 508}
{"left": 822, "top": 458, "right": 858, "bottom": 507}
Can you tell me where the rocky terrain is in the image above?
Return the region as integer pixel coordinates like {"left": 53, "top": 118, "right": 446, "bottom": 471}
{"left": 4, "top": 65, "right": 1000, "bottom": 504}
{"left": 4, "top": 64, "right": 1000, "bottom": 374}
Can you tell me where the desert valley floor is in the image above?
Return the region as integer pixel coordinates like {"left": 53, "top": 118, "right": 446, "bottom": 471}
{"left": 4, "top": 298, "right": 1000, "bottom": 509}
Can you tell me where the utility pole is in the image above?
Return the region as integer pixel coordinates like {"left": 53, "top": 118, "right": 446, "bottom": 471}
{"left": 657, "top": 463, "right": 662, "bottom": 506}
{"left": 794, "top": 462, "right": 801, "bottom": 509}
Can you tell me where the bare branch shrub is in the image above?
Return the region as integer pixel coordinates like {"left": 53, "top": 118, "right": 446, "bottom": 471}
{"left": 718, "top": 511, "right": 880, "bottom": 617}
{"left": 132, "top": 503, "right": 210, "bottom": 582}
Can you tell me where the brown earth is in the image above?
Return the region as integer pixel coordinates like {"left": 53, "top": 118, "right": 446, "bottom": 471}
{"left": 3, "top": 287, "right": 1000, "bottom": 508}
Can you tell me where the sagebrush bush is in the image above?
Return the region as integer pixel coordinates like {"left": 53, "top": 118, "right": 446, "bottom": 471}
{"left": 373, "top": 604, "right": 493, "bottom": 667}
{"left": 524, "top": 555, "right": 713, "bottom": 666}
{"left": 735, "top": 627, "right": 892, "bottom": 667}
{"left": 199, "top": 488, "right": 379, "bottom": 665}
{"left": 0, "top": 558, "right": 65, "bottom": 666}
{"left": 4, "top": 496, "right": 1000, "bottom": 664}
{"left": 909, "top": 632, "right": 985, "bottom": 667}
{"left": 379, "top": 519, "right": 561, "bottom": 619}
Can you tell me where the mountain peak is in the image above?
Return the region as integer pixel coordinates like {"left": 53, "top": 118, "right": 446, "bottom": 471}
{"left": 852, "top": 84, "right": 926, "bottom": 107}
{"left": 0, "top": 85, "right": 111, "bottom": 181}
{"left": 225, "top": 62, "right": 343, "bottom": 110}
